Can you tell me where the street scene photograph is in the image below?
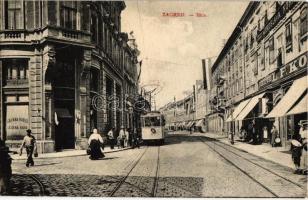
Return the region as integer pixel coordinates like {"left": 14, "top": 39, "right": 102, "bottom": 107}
{"left": 0, "top": 0, "right": 307, "bottom": 198}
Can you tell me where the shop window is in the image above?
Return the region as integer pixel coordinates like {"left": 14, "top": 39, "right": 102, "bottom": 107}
{"left": 285, "top": 22, "right": 293, "bottom": 53}
{"left": 61, "top": 1, "right": 77, "bottom": 30}
{"left": 4, "top": 94, "right": 29, "bottom": 140}
{"left": 300, "top": 6, "right": 308, "bottom": 41}
{"left": 4, "top": 0, "right": 23, "bottom": 29}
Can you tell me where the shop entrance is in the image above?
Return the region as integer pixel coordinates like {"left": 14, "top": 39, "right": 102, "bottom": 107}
{"left": 53, "top": 59, "right": 75, "bottom": 150}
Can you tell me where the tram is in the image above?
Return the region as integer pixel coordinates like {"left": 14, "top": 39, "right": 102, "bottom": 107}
{"left": 141, "top": 111, "right": 166, "bottom": 145}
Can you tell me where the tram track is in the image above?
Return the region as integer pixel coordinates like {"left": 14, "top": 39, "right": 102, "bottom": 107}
{"left": 208, "top": 138, "right": 305, "bottom": 189}
{"left": 109, "top": 145, "right": 162, "bottom": 197}
{"left": 28, "top": 174, "right": 46, "bottom": 196}
{"left": 151, "top": 146, "right": 160, "bottom": 197}
{"left": 199, "top": 136, "right": 306, "bottom": 197}
{"left": 108, "top": 146, "right": 149, "bottom": 196}
{"left": 11, "top": 173, "right": 46, "bottom": 196}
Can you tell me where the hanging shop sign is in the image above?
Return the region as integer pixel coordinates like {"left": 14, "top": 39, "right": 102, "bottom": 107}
{"left": 257, "top": 2, "right": 297, "bottom": 42}
{"left": 259, "top": 52, "right": 308, "bottom": 88}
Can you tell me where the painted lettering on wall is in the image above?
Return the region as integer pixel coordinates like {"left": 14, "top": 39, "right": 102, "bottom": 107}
{"left": 259, "top": 52, "right": 307, "bottom": 88}
{"left": 6, "top": 105, "right": 29, "bottom": 140}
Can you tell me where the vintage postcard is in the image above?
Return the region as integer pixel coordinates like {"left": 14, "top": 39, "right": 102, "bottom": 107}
{"left": 0, "top": 0, "right": 307, "bottom": 198}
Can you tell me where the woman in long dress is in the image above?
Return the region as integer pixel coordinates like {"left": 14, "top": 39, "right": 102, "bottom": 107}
{"left": 88, "top": 129, "right": 105, "bottom": 160}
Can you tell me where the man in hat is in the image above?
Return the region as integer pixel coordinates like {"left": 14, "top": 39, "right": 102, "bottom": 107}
{"left": 20, "top": 129, "right": 37, "bottom": 167}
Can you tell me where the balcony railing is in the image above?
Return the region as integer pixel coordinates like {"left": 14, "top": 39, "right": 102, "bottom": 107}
{"left": 4, "top": 78, "right": 29, "bottom": 86}
{"left": 0, "top": 26, "right": 91, "bottom": 45}
{"left": 0, "top": 30, "right": 25, "bottom": 41}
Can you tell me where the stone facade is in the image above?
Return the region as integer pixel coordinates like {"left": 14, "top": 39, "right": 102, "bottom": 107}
{"left": 209, "top": 1, "right": 307, "bottom": 146}
{"left": 0, "top": 1, "right": 139, "bottom": 153}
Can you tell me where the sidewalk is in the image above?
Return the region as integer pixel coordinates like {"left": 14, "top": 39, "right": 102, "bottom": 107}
{"left": 198, "top": 132, "right": 294, "bottom": 169}
{"left": 11, "top": 146, "right": 132, "bottom": 160}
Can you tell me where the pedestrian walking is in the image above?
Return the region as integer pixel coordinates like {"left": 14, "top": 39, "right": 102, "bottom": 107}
{"left": 271, "top": 125, "right": 279, "bottom": 147}
{"left": 0, "top": 139, "right": 12, "bottom": 194}
{"left": 291, "top": 132, "right": 303, "bottom": 174}
{"left": 263, "top": 126, "right": 268, "bottom": 143}
{"left": 119, "top": 126, "right": 126, "bottom": 148}
{"left": 132, "top": 128, "right": 140, "bottom": 149}
{"left": 247, "top": 121, "right": 257, "bottom": 144}
{"left": 107, "top": 127, "right": 115, "bottom": 149}
{"left": 190, "top": 126, "right": 194, "bottom": 134}
{"left": 88, "top": 129, "right": 105, "bottom": 160}
{"left": 19, "top": 129, "right": 37, "bottom": 167}
{"left": 239, "top": 126, "right": 247, "bottom": 141}
{"left": 124, "top": 128, "right": 129, "bottom": 147}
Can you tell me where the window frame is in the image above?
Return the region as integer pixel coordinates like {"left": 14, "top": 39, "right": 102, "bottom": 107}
{"left": 61, "top": 1, "right": 77, "bottom": 30}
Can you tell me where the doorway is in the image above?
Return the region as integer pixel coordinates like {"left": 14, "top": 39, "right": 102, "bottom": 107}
{"left": 53, "top": 59, "right": 75, "bottom": 150}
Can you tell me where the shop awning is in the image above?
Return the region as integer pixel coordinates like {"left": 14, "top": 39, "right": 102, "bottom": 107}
{"left": 236, "top": 93, "right": 266, "bottom": 121}
{"left": 55, "top": 108, "right": 73, "bottom": 118}
{"left": 225, "top": 99, "right": 251, "bottom": 122}
{"left": 195, "top": 119, "right": 204, "bottom": 127}
{"left": 266, "top": 75, "right": 308, "bottom": 118}
{"left": 286, "top": 92, "right": 308, "bottom": 115}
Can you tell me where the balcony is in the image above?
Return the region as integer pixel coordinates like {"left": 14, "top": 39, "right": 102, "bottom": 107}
{"left": 0, "top": 30, "right": 25, "bottom": 42}
{"left": 0, "top": 26, "right": 92, "bottom": 47}
{"left": 4, "top": 78, "right": 29, "bottom": 87}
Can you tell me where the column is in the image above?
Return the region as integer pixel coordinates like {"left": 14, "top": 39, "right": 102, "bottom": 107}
{"left": 29, "top": 48, "right": 43, "bottom": 141}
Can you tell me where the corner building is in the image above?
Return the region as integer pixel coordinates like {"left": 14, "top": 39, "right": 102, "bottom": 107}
{"left": 210, "top": 1, "right": 307, "bottom": 147}
{"left": 0, "top": 1, "right": 139, "bottom": 152}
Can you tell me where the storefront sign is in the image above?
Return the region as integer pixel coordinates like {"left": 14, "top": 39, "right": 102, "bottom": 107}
{"left": 6, "top": 105, "right": 29, "bottom": 140}
{"left": 259, "top": 52, "right": 308, "bottom": 88}
{"left": 257, "top": 2, "right": 297, "bottom": 42}
{"left": 278, "top": 52, "right": 307, "bottom": 77}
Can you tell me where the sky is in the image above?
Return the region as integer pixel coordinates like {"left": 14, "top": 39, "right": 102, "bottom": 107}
{"left": 121, "top": 0, "right": 249, "bottom": 109}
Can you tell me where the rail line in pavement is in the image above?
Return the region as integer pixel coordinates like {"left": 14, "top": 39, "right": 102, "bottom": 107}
{"left": 108, "top": 146, "right": 149, "bottom": 196}
{"left": 151, "top": 146, "right": 160, "bottom": 197}
{"left": 209, "top": 139, "right": 305, "bottom": 189}
{"left": 199, "top": 136, "right": 306, "bottom": 197}
{"left": 109, "top": 145, "right": 162, "bottom": 197}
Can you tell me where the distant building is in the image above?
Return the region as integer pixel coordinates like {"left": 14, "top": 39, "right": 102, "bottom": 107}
{"left": 0, "top": 1, "right": 140, "bottom": 152}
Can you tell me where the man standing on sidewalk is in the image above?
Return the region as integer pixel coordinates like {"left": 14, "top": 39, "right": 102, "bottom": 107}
{"left": 19, "top": 129, "right": 37, "bottom": 167}
{"left": 107, "top": 128, "right": 115, "bottom": 149}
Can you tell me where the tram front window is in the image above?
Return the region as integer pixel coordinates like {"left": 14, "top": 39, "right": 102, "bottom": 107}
{"left": 144, "top": 117, "right": 161, "bottom": 127}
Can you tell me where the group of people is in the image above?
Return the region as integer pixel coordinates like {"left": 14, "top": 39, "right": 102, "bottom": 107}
{"left": 239, "top": 120, "right": 280, "bottom": 146}
{"left": 87, "top": 126, "right": 140, "bottom": 160}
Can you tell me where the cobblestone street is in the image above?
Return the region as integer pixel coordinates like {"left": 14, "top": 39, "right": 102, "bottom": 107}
{"left": 8, "top": 131, "right": 307, "bottom": 197}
